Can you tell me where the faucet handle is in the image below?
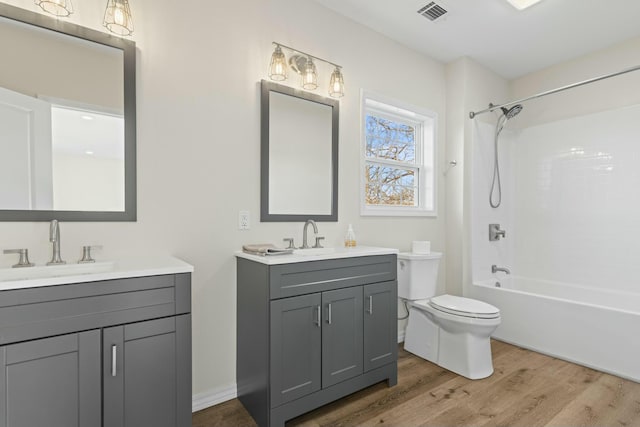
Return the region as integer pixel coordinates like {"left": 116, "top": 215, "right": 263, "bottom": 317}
{"left": 79, "top": 245, "right": 102, "bottom": 264}
{"left": 313, "top": 236, "right": 325, "bottom": 249}
{"left": 3, "top": 249, "right": 35, "bottom": 268}
{"left": 282, "top": 238, "right": 296, "bottom": 250}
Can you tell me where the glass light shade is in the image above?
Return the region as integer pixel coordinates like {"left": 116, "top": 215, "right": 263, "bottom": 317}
{"left": 269, "top": 45, "right": 287, "bottom": 81}
{"left": 34, "top": 0, "right": 73, "bottom": 17}
{"left": 302, "top": 57, "right": 318, "bottom": 90}
{"left": 328, "top": 67, "right": 345, "bottom": 98}
{"left": 104, "top": 0, "right": 134, "bottom": 36}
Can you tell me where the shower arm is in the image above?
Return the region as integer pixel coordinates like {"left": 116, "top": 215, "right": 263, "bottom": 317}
{"left": 468, "top": 64, "right": 640, "bottom": 119}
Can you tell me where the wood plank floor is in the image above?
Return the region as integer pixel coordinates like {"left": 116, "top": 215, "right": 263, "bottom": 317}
{"left": 192, "top": 341, "right": 640, "bottom": 427}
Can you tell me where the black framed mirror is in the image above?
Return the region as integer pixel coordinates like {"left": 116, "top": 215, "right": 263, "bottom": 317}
{"left": 0, "top": 3, "right": 136, "bottom": 221}
{"left": 260, "top": 80, "right": 338, "bottom": 222}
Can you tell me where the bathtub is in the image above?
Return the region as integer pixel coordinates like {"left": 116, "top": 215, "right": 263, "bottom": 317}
{"left": 469, "top": 276, "right": 640, "bottom": 382}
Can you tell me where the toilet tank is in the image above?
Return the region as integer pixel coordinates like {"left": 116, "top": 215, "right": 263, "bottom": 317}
{"left": 397, "top": 252, "right": 442, "bottom": 300}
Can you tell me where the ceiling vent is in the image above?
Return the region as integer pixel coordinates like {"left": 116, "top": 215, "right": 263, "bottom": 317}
{"left": 417, "top": 2, "right": 448, "bottom": 21}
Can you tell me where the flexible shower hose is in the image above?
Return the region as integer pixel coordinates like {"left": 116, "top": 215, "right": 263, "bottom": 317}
{"left": 490, "top": 114, "right": 509, "bottom": 208}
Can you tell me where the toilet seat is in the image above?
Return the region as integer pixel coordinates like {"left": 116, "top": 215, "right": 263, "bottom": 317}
{"left": 412, "top": 294, "right": 500, "bottom": 319}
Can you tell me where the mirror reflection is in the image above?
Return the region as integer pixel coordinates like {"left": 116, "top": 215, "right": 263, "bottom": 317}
{"left": 0, "top": 12, "right": 126, "bottom": 213}
{"left": 268, "top": 91, "right": 332, "bottom": 215}
{"left": 261, "top": 81, "right": 339, "bottom": 222}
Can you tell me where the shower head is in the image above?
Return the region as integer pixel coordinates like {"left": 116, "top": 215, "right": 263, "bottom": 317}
{"left": 501, "top": 104, "right": 523, "bottom": 119}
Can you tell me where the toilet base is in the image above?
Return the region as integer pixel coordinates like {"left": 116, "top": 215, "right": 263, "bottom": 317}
{"left": 404, "top": 306, "right": 496, "bottom": 380}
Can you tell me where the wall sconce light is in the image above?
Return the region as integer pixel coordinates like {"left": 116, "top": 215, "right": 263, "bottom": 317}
{"left": 34, "top": 0, "right": 73, "bottom": 17}
{"left": 269, "top": 45, "right": 287, "bottom": 81}
{"left": 268, "top": 42, "right": 345, "bottom": 98}
{"left": 329, "top": 67, "right": 345, "bottom": 98}
{"left": 103, "top": 0, "right": 134, "bottom": 37}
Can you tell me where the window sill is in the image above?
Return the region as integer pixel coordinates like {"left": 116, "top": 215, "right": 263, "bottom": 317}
{"left": 360, "top": 206, "right": 437, "bottom": 217}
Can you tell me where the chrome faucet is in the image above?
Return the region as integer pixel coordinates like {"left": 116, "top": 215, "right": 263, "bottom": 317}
{"left": 301, "top": 220, "right": 318, "bottom": 249}
{"left": 492, "top": 265, "right": 510, "bottom": 275}
{"left": 47, "top": 220, "right": 66, "bottom": 265}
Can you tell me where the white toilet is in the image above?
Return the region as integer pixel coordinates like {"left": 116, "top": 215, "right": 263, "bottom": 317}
{"left": 399, "top": 252, "right": 501, "bottom": 379}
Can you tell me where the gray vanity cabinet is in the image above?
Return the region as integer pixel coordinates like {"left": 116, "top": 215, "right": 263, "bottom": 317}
{"left": 270, "top": 294, "right": 322, "bottom": 407}
{"left": 103, "top": 315, "right": 191, "bottom": 427}
{"left": 0, "top": 273, "right": 192, "bottom": 427}
{"left": 237, "top": 254, "right": 397, "bottom": 427}
{"left": 321, "top": 286, "right": 364, "bottom": 387}
{"left": 364, "top": 281, "right": 398, "bottom": 372}
{"left": 0, "top": 330, "right": 101, "bottom": 427}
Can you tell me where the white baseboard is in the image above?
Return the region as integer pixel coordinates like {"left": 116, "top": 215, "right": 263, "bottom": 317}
{"left": 192, "top": 383, "right": 237, "bottom": 413}
{"left": 398, "top": 329, "right": 405, "bottom": 343}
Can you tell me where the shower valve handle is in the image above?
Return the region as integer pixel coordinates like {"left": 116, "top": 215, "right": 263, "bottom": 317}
{"left": 489, "top": 224, "right": 506, "bottom": 241}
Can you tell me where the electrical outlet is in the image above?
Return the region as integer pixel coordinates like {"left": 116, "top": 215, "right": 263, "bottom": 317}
{"left": 239, "top": 210, "right": 250, "bottom": 230}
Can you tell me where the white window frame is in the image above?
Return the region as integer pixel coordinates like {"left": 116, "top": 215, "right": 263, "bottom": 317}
{"left": 360, "top": 90, "right": 437, "bottom": 217}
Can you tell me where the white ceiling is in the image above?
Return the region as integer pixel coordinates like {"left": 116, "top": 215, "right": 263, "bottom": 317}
{"left": 312, "top": 0, "right": 640, "bottom": 78}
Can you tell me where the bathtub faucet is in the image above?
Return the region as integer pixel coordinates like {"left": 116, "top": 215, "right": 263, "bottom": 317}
{"left": 492, "top": 265, "right": 511, "bottom": 275}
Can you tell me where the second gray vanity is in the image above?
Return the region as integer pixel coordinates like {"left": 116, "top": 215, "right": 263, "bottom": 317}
{"left": 0, "top": 257, "right": 193, "bottom": 427}
{"left": 236, "top": 247, "right": 398, "bottom": 427}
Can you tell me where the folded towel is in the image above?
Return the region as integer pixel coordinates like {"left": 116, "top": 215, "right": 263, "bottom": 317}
{"left": 242, "top": 243, "right": 293, "bottom": 256}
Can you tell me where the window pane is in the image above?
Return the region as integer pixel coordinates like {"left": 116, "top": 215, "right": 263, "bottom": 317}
{"left": 365, "top": 164, "right": 417, "bottom": 206}
{"left": 365, "top": 115, "right": 415, "bottom": 163}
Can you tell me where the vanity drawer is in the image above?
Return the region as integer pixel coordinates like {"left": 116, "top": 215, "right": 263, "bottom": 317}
{"left": 0, "top": 273, "right": 191, "bottom": 346}
{"left": 269, "top": 255, "right": 396, "bottom": 299}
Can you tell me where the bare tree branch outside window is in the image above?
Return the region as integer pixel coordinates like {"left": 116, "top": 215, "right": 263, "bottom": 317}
{"left": 365, "top": 115, "right": 418, "bottom": 206}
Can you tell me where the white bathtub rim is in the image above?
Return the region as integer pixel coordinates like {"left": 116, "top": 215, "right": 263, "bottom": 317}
{"left": 474, "top": 277, "right": 640, "bottom": 317}
{"left": 491, "top": 336, "right": 640, "bottom": 384}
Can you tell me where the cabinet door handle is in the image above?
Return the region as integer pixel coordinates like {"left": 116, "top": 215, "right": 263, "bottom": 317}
{"left": 327, "top": 303, "right": 332, "bottom": 325}
{"left": 111, "top": 344, "right": 117, "bottom": 377}
{"left": 315, "top": 305, "right": 321, "bottom": 327}
{"left": 367, "top": 295, "right": 373, "bottom": 314}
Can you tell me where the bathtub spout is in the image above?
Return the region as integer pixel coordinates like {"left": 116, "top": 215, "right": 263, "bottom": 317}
{"left": 492, "top": 265, "right": 511, "bottom": 275}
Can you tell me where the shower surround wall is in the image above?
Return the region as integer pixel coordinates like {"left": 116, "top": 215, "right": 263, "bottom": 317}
{"left": 473, "top": 103, "right": 640, "bottom": 292}
{"left": 513, "top": 104, "right": 640, "bottom": 291}
{"left": 470, "top": 120, "right": 516, "bottom": 282}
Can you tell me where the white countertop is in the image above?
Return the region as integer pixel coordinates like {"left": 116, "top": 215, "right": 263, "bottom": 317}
{"left": 235, "top": 246, "right": 399, "bottom": 265}
{"left": 0, "top": 255, "right": 194, "bottom": 291}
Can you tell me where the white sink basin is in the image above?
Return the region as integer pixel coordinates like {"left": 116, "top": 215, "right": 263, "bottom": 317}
{"left": 0, "top": 261, "right": 115, "bottom": 283}
{"left": 293, "top": 247, "right": 338, "bottom": 256}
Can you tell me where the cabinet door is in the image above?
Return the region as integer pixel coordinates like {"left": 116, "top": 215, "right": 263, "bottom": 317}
{"left": 364, "top": 281, "right": 398, "bottom": 372}
{"left": 270, "top": 293, "right": 322, "bottom": 407}
{"left": 103, "top": 315, "right": 192, "bottom": 427}
{"left": 0, "top": 330, "right": 101, "bottom": 427}
{"left": 322, "top": 286, "right": 363, "bottom": 388}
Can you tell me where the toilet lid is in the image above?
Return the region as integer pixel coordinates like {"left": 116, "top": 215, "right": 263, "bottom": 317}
{"left": 428, "top": 295, "right": 500, "bottom": 319}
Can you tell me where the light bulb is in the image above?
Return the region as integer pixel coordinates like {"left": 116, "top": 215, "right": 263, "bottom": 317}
{"left": 302, "top": 57, "right": 318, "bottom": 90}
{"left": 114, "top": 6, "right": 125, "bottom": 26}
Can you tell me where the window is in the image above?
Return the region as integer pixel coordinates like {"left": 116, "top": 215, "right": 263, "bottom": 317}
{"left": 361, "top": 91, "right": 436, "bottom": 216}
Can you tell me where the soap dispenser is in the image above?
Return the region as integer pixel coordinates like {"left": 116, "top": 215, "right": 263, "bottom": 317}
{"left": 344, "top": 224, "right": 357, "bottom": 248}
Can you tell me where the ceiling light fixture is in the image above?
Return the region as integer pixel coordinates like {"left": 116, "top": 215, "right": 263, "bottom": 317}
{"left": 34, "top": 0, "right": 73, "bottom": 17}
{"left": 103, "top": 0, "right": 134, "bottom": 37}
{"left": 506, "top": 0, "right": 544, "bottom": 10}
{"left": 268, "top": 42, "right": 345, "bottom": 98}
